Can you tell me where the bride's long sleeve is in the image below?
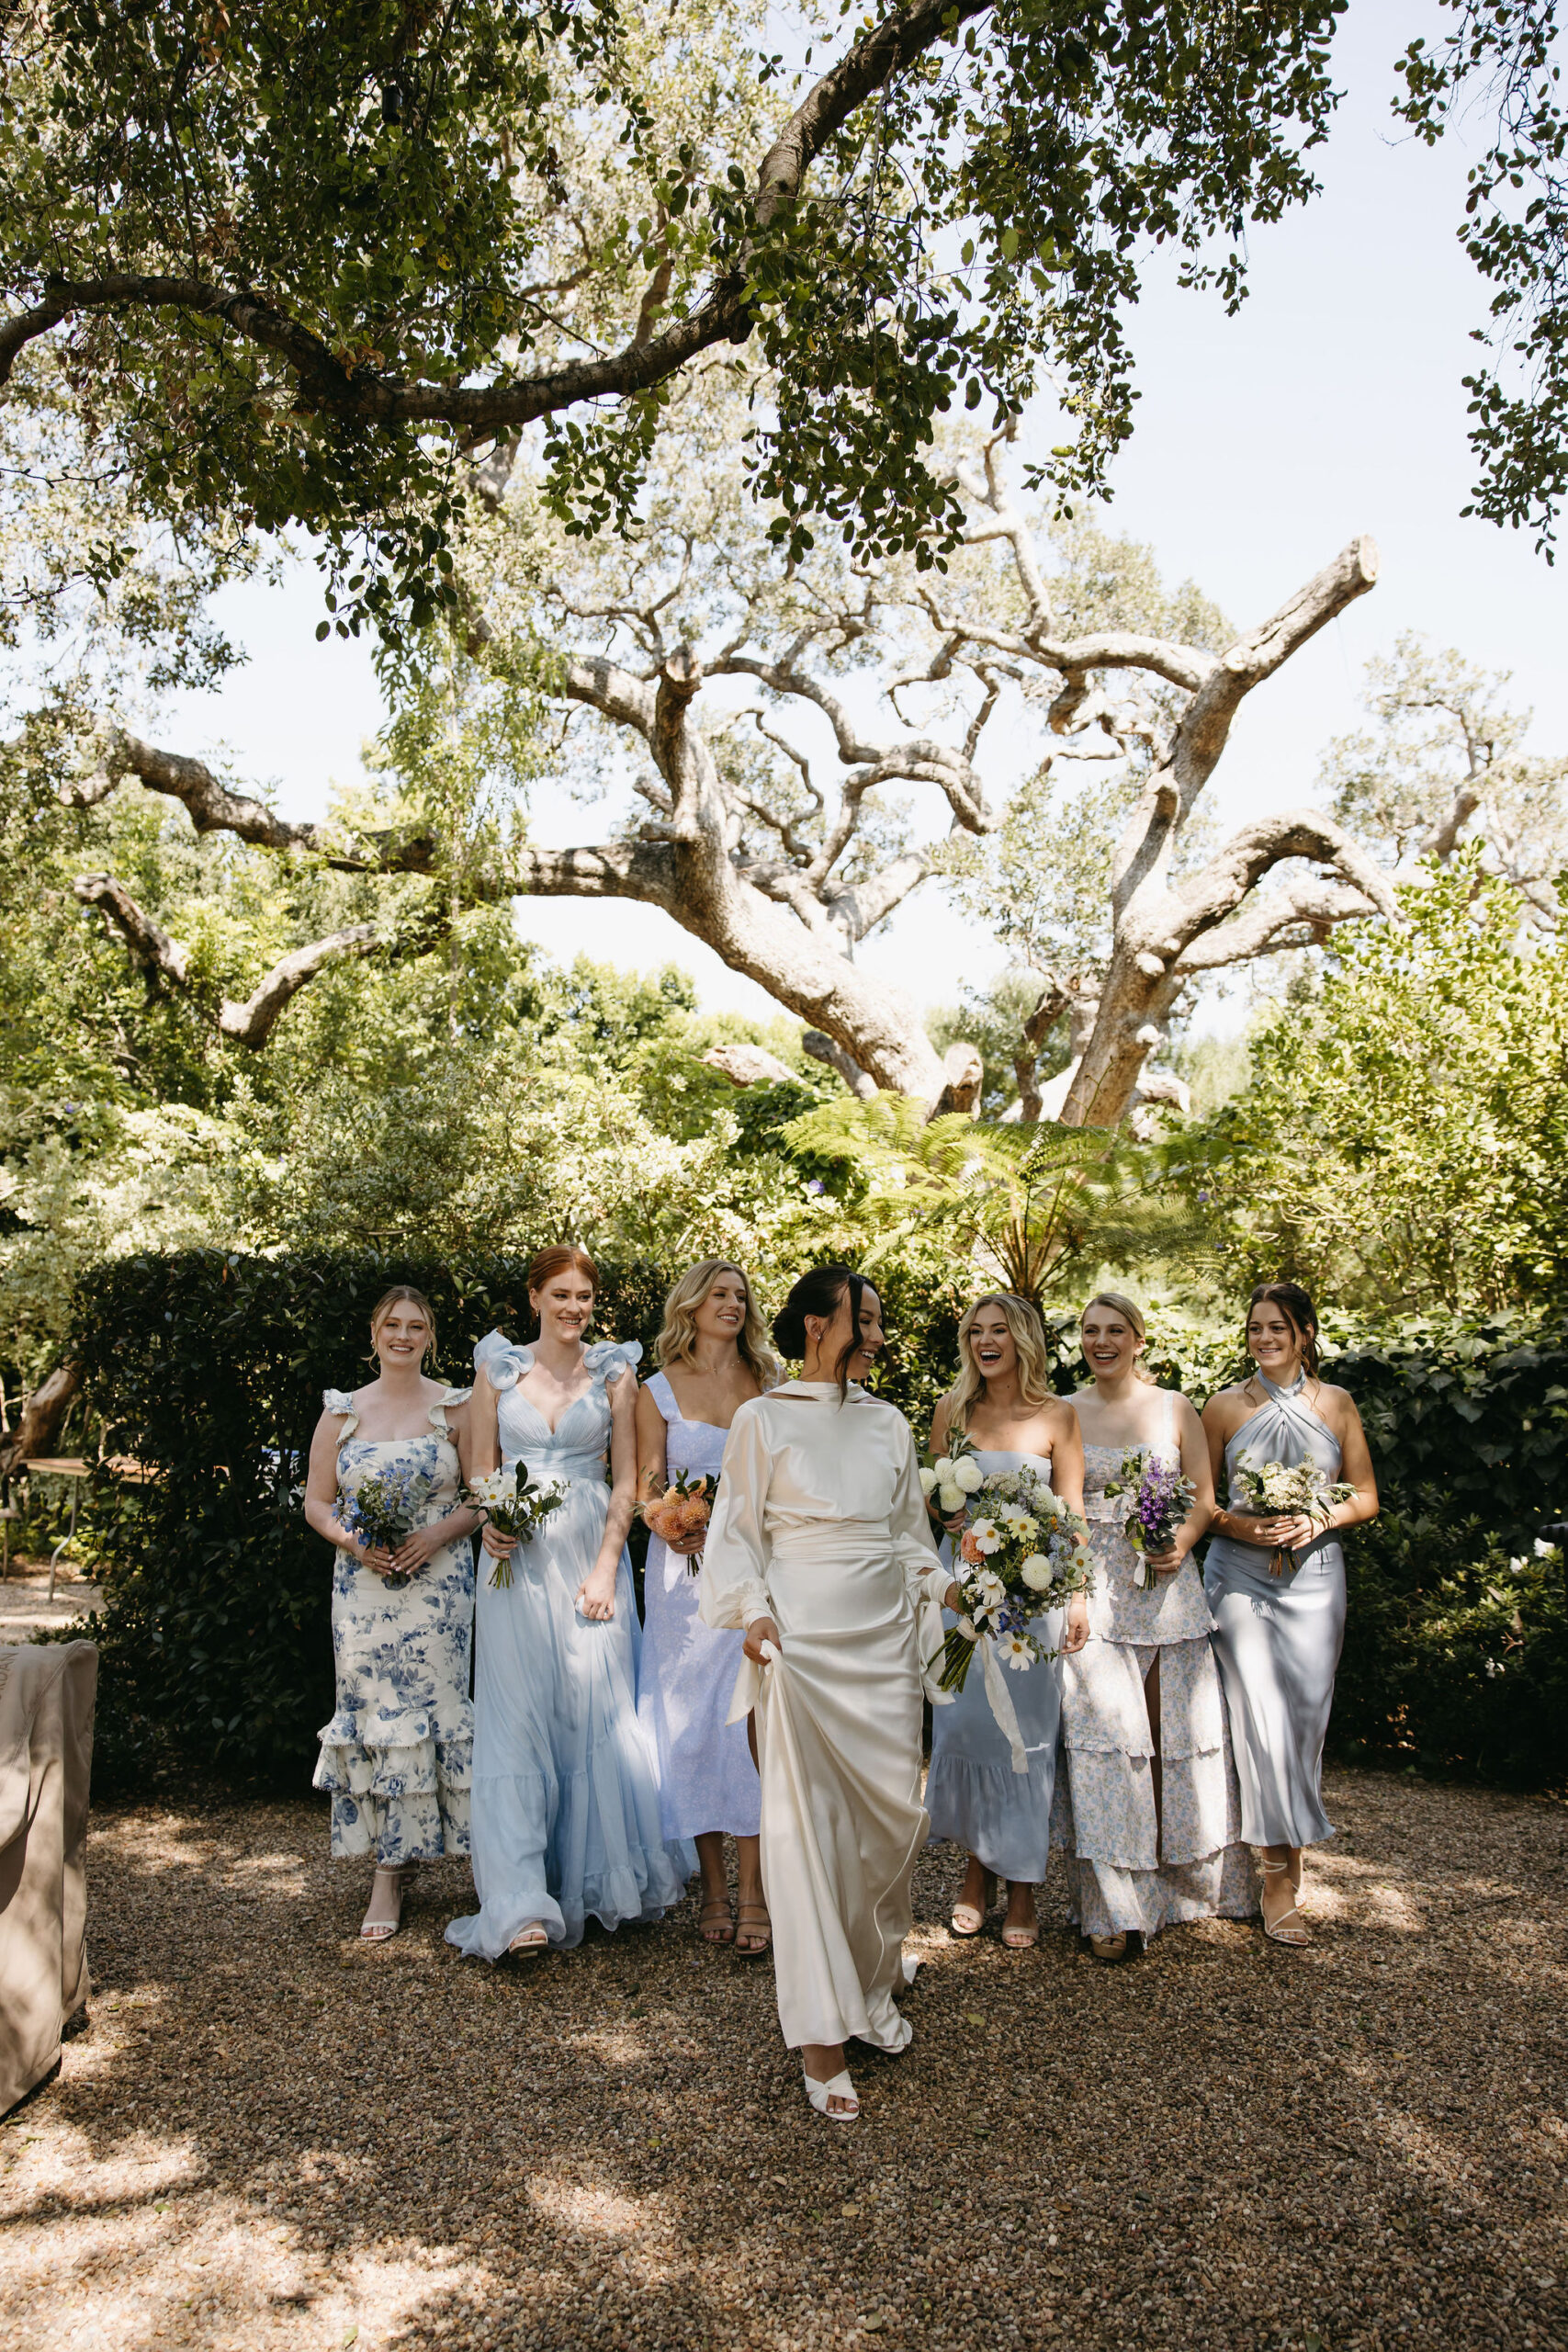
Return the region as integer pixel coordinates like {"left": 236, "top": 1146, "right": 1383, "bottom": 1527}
{"left": 697, "top": 1401, "right": 774, "bottom": 1634}
{"left": 888, "top": 1419, "right": 953, "bottom": 1703}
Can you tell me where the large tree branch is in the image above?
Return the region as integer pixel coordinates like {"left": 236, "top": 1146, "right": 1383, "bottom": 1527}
{"left": 73, "top": 873, "right": 380, "bottom": 1046}
{"left": 64, "top": 726, "right": 436, "bottom": 872}
{"left": 0, "top": 0, "right": 988, "bottom": 420}
{"left": 1163, "top": 808, "right": 1401, "bottom": 949}
{"left": 1168, "top": 537, "right": 1380, "bottom": 811}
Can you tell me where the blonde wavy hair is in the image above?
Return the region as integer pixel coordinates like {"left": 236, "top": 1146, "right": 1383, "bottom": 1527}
{"left": 654, "top": 1261, "right": 780, "bottom": 1390}
{"left": 945, "top": 1292, "right": 1055, "bottom": 1436}
{"left": 1080, "top": 1289, "right": 1157, "bottom": 1382}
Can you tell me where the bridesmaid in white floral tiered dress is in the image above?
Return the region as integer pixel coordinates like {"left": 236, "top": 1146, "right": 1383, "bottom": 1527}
{"left": 305, "top": 1285, "right": 479, "bottom": 1943}
{"left": 1057, "top": 1292, "right": 1257, "bottom": 1961}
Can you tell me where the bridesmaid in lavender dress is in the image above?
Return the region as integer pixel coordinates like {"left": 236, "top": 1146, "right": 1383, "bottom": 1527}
{"left": 636, "top": 1261, "right": 778, "bottom": 1955}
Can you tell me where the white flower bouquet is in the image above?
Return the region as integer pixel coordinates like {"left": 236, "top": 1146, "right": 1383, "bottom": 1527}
{"left": 1233, "top": 1458, "right": 1355, "bottom": 1577}
{"left": 463, "top": 1465, "right": 568, "bottom": 1589}
{"left": 923, "top": 1439, "right": 1094, "bottom": 1693}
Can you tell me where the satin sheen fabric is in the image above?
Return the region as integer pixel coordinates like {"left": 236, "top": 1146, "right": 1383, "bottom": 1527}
{"left": 698, "top": 1382, "right": 951, "bottom": 2053}
{"left": 1202, "top": 1371, "right": 1348, "bottom": 1849}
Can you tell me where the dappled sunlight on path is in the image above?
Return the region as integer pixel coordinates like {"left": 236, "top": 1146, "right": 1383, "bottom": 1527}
{"left": 1, "top": 1770, "right": 1562, "bottom": 2351}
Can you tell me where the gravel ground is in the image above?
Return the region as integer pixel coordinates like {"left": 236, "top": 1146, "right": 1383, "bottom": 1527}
{"left": 2, "top": 1769, "right": 1563, "bottom": 2352}
{"left": 0, "top": 1562, "right": 102, "bottom": 1639}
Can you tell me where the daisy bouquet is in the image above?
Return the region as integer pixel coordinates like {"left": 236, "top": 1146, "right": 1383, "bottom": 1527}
{"left": 921, "top": 1442, "right": 1094, "bottom": 1694}
{"left": 463, "top": 1464, "right": 567, "bottom": 1589}
{"left": 641, "top": 1467, "right": 713, "bottom": 1576}
{"left": 340, "top": 1464, "right": 439, "bottom": 1589}
{"left": 1232, "top": 1459, "right": 1355, "bottom": 1577}
{"left": 1101, "top": 1450, "right": 1199, "bottom": 1589}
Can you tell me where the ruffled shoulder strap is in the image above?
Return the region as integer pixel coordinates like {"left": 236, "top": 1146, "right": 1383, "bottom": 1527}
{"left": 429, "top": 1385, "right": 472, "bottom": 1437}
{"left": 322, "top": 1386, "right": 360, "bottom": 1442}
{"left": 473, "top": 1329, "right": 534, "bottom": 1391}
{"left": 584, "top": 1338, "right": 643, "bottom": 1391}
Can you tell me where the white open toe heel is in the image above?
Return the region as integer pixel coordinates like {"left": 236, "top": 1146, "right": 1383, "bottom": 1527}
{"left": 803, "top": 2067, "right": 859, "bottom": 2121}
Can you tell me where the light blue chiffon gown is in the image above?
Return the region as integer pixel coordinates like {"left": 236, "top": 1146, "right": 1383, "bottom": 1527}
{"left": 1203, "top": 1371, "right": 1348, "bottom": 1849}
{"left": 445, "top": 1332, "right": 694, "bottom": 1959}
{"left": 925, "top": 1448, "right": 1064, "bottom": 1885}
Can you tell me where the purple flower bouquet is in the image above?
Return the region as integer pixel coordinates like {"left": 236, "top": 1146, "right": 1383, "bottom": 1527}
{"left": 1101, "top": 1450, "right": 1198, "bottom": 1590}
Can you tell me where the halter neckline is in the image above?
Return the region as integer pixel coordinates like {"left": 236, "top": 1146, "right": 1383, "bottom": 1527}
{"left": 1257, "top": 1369, "right": 1309, "bottom": 1402}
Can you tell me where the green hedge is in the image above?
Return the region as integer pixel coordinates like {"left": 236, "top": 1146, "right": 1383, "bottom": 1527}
{"left": 68, "top": 1248, "right": 960, "bottom": 1787}
{"left": 64, "top": 1255, "right": 1568, "bottom": 1792}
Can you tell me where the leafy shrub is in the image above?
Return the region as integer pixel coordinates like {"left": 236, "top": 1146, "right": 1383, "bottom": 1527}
{"left": 72, "top": 1249, "right": 670, "bottom": 1788}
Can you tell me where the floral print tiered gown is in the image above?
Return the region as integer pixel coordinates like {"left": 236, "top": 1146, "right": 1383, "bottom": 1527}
{"left": 312, "top": 1387, "right": 476, "bottom": 1864}
{"left": 1054, "top": 1392, "right": 1257, "bottom": 1941}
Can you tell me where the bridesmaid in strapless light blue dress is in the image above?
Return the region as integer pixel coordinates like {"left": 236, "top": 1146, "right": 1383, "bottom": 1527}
{"left": 446, "top": 1331, "right": 694, "bottom": 1959}
{"left": 637, "top": 1370, "right": 761, "bottom": 1845}
{"left": 925, "top": 1446, "right": 1065, "bottom": 1885}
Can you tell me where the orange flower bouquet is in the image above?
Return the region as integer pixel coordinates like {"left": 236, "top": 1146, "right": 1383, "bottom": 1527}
{"left": 642, "top": 1468, "right": 713, "bottom": 1576}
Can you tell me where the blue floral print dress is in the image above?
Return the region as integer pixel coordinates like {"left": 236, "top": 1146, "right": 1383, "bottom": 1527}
{"left": 312, "top": 1387, "right": 475, "bottom": 1865}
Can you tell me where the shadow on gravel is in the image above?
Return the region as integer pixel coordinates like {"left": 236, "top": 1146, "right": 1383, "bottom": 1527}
{"left": 0, "top": 1770, "right": 1563, "bottom": 2352}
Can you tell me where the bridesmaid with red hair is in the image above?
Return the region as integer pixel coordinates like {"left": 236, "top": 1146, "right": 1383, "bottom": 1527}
{"left": 446, "top": 1246, "right": 693, "bottom": 1962}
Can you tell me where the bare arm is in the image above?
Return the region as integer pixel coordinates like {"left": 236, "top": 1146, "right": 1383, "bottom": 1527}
{"left": 578, "top": 1368, "right": 639, "bottom": 1616}
{"left": 1144, "top": 1395, "right": 1215, "bottom": 1571}
{"left": 1321, "top": 1390, "right": 1379, "bottom": 1532}
{"left": 302, "top": 1408, "right": 389, "bottom": 1569}
{"left": 635, "top": 1382, "right": 669, "bottom": 1505}
{"left": 1046, "top": 1398, "right": 1086, "bottom": 1519}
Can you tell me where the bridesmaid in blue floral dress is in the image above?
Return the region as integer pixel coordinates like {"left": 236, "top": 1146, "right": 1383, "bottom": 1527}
{"left": 636, "top": 1261, "right": 776, "bottom": 1953}
{"left": 446, "top": 1246, "right": 694, "bottom": 1961}
{"left": 305, "top": 1285, "right": 479, "bottom": 1943}
{"left": 1202, "top": 1282, "right": 1378, "bottom": 1948}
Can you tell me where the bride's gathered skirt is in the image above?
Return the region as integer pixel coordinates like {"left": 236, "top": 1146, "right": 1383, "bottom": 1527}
{"left": 700, "top": 1383, "right": 951, "bottom": 2055}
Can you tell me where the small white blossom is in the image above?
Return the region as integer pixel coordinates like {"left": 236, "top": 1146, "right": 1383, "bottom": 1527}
{"left": 969, "top": 1518, "right": 1003, "bottom": 1556}
{"left": 999, "top": 1633, "right": 1034, "bottom": 1670}
{"left": 919, "top": 1466, "right": 939, "bottom": 1498}
{"left": 939, "top": 1485, "right": 965, "bottom": 1517}
{"left": 953, "top": 1456, "right": 985, "bottom": 1494}
{"left": 1534, "top": 1536, "right": 1556, "bottom": 1558}
{"left": 1021, "top": 1554, "right": 1053, "bottom": 1593}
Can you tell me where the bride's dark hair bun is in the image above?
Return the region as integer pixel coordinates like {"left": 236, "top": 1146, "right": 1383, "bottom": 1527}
{"left": 773, "top": 1266, "right": 873, "bottom": 1396}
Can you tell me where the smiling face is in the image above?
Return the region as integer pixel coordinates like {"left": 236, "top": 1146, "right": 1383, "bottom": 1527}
{"left": 807, "top": 1281, "right": 886, "bottom": 1381}
{"left": 693, "top": 1268, "right": 749, "bottom": 1346}
{"left": 1080, "top": 1302, "right": 1144, "bottom": 1384}
{"left": 1246, "top": 1298, "right": 1308, "bottom": 1380}
{"left": 531, "top": 1272, "right": 595, "bottom": 1346}
{"left": 373, "top": 1301, "right": 431, "bottom": 1372}
{"left": 968, "top": 1302, "right": 1019, "bottom": 1386}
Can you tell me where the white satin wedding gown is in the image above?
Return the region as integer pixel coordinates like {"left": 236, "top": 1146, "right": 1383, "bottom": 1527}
{"left": 699, "top": 1380, "right": 951, "bottom": 2054}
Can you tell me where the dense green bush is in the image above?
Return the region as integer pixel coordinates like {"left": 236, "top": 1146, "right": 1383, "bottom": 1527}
{"left": 69, "top": 1246, "right": 964, "bottom": 1787}
{"left": 65, "top": 1254, "right": 1568, "bottom": 1793}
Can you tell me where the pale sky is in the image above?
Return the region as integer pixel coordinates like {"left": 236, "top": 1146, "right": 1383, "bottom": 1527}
{"left": 156, "top": 0, "right": 1568, "bottom": 1031}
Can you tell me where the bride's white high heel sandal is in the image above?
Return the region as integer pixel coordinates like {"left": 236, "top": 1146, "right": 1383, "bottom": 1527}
{"left": 803, "top": 2067, "right": 859, "bottom": 2121}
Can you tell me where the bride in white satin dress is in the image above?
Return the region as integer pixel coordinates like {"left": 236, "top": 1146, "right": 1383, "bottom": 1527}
{"left": 699, "top": 1266, "right": 962, "bottom": 2122}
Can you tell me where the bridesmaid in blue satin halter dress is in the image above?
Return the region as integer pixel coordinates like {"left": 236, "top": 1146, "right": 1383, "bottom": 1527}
{"left": 445, "top": 1246, "right": 694, "bottom": 1962}
{"left": 924, "top": 1292, "right": 1088, "bottom": 1951}
{"left": 1201, "top": 1281, "right": 1378, "bottom": 1948}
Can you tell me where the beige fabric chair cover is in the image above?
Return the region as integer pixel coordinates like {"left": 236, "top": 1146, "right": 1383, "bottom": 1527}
{"left": 0, "top": 1641, "right": 97, "bottom": 2115}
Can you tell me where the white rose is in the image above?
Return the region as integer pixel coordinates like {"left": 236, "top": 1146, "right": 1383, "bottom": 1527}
{"left": 953, "top": 1456, "right": 984, "bottom": 1494}
{"left": 1021, "top": 1554, "right": 1052, "bottom": 1593}
{"left": 938, "top": 1485, "right": 965, "bottom": 1517}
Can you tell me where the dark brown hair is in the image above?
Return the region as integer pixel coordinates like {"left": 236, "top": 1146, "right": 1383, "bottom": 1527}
{"left": 771, "top": 1265, "right": 877, "bottom": 1398}
{"left": 1247, "top": 1281, "right": 1321, "bottom": 1377}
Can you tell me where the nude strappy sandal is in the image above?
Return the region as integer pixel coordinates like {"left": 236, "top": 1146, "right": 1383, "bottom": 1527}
{"left": 1260, "top": 1859, "right": 1311, "bottom": 1949}
{"left": 951, "top": 1868, "right": 997, "bottom": 1939}
{"left": 360, "top": 1865, "right": 408, "bottom": 1942}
